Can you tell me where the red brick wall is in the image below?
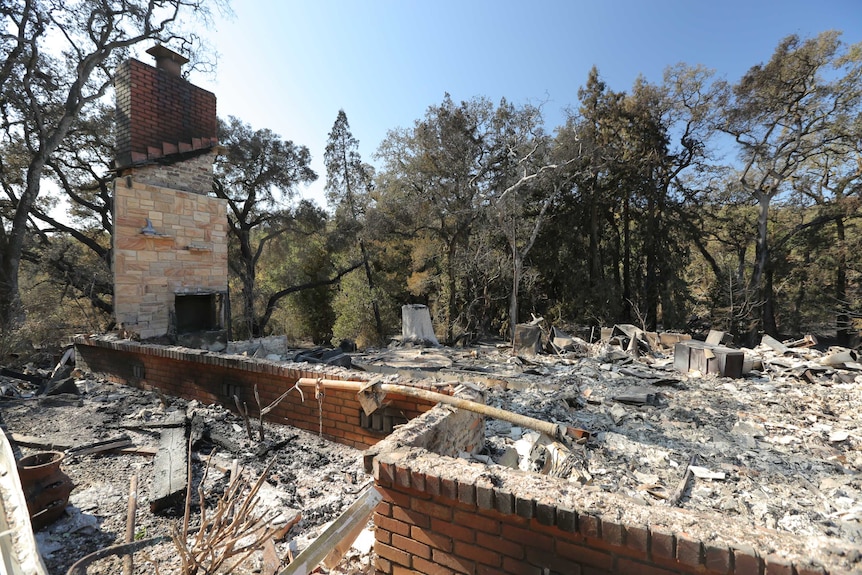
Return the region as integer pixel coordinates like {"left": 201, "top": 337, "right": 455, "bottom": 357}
{"left": 73, "top": 337, "right": 436, "bottom": 449}
{"left": 115, "top": 59, "right": 217, "bottom": 168}
{"left": 376, "top": 476, "right": 689, "bottom": 574}
{"left": 363, "top": 409, "right": 843, "bottom": 575}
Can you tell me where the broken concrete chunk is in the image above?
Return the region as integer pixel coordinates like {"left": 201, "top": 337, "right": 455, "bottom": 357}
{"left": 820, "top": 348, "right": 858, "bottom": 367}
{"left": 828, "top": 430, "right": 850, "bottom": 443}
{"left": 609, "top": 403, "right": 628, "bottom": 425}
{"left": 688, "top": 465, "right": 726, "bottom": 480}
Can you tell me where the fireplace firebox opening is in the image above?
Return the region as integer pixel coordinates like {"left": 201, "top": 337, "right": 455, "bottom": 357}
{"left": 174, "top": 292, "right": 225, "bottom": 334}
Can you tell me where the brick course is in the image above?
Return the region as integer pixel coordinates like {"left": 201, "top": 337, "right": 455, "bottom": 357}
{"left": 115, "top": 58, "right": 217, "bottom": 168}
{"left": 364, "top": 407, "right": 853, "bottom": 575}
{"left": 74, "top": 337, "right": 438, "bottom": 448}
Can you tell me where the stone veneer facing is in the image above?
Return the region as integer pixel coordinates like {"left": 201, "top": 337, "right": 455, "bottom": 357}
{"left": 112, "top": 169, "right": 228, "bottom": 339}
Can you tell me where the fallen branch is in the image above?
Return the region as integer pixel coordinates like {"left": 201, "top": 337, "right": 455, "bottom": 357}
{"left": 65, "top": 536, "right": 172, "bottom": 575}
{"left": 123, "top": 474, "right": 138, "bottom": 575}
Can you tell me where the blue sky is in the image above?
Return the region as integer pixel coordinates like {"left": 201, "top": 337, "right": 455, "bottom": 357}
{"left": 178, "top": 1, "right": 861, "bottom": 208}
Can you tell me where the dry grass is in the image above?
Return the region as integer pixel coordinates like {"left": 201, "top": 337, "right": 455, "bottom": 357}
{"left": 170, "top": 455, "right": 283, "bottom": 575}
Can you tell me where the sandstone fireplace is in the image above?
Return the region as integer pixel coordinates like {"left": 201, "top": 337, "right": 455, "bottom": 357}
{"left": 112, "top": 45, "right": 228, "bottom": 344}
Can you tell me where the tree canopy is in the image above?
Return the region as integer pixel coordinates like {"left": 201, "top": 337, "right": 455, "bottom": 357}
{"left": 3, "top": 28, "right": 862, "bottom": 351}
{"left": 0, "top": 0, "right": 223, "bottom": 332}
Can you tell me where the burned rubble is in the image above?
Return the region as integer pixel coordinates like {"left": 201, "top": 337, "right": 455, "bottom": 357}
{"left": 1, "top": 322, "right": 861, "bottom": 573}
{"left": 0, "top": 366, "right": 373, "bottom": 575}
{"left": 478, "top": 339, "right": 862, "bottom": 544}
{"left": 356, "top": 323, "right": 862, "bottom": 553}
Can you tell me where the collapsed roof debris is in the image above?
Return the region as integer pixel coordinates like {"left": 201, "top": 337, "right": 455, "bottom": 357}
{"left": 0, "top": 323, "right": 860, "bottom": 572}
{"left": 0, "top": 368, "right": 372, "bottom": 575}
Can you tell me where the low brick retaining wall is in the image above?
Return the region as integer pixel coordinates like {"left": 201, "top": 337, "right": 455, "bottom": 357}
{"left": 74, "top": 335, "right": 854, "bottom": 575}
{"left": 364, "top": 407, "right": 851, "bottom": 575}
{"left": 73, "top": 335, "right": 437, "bottom": 448}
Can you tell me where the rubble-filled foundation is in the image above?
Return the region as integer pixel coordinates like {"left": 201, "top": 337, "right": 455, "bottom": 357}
{"left": 365, "top": 404, "right": 858, "bottom": 575}
{"left": 73, "top": 336, "right": 859, "bottom": 574}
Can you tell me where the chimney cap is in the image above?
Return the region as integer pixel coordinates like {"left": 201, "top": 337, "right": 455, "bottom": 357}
{"left": 146, "top": 44, "right": 189, "bottom": 75}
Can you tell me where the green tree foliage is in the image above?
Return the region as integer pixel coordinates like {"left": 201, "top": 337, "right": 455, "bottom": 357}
{"left": 535, "top": 68, "right": 628, "bottom": 325}
{"left": 214, "top": 116, "right": 318, "bottom": 338}
{"left": 484, "top": 99, "right": 572, "bottom": 338}
{"left": 538, "top": 65, "right": 720, "bottom": 331}
{"left": 719, "top": 30, "right": 862, "bottom": 342}
{"left": 254, "top": 200, "right": 342, "bottom": 344}
{"left": 0, "top": 0, "right": 222, "bottom": 333}
{"left": 7, "top": 28, "right": 862, "bottom": 349}
{"left": 324, "top": 110, "right": 385, "bottom": 344}
{"left": 685, "top": 175, "right": 761, "bottom": 335}
{"left": 374, "top": 95, "right": 494, "bottom": 343}
{"left": 374, "top": 95, "right": 576, "bottom": 342}
{"left": 620, "top": 64, "right": 722, "bottom": 329}
{"left": 331, "top": 272, "right": 399, "bottom": 349}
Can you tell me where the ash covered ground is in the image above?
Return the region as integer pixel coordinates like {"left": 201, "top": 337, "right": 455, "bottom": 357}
{"left": 2, "top": 333, "right": 861, "bottom": 573}
{"left": 1, "top": 374, "right": 373, "bottom": 575}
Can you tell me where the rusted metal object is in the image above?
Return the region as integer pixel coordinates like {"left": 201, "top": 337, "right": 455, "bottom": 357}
{"left": 299, "top": 378, "right": 593, "bottom": 445}
{"left": 17, "top": 450, "right": 74, "bottom": 530}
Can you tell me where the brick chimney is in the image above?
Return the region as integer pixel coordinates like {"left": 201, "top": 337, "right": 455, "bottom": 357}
{"left": 147, "top": 44, "right": 188, "bottom": 77}
{"left": 112, "top": 46, "right": 228, "bottom": 343}
{"left": 114, "top": 45, "right": 217, "bottom": 169}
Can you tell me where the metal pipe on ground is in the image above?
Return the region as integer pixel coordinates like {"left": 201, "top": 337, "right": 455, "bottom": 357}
{"left": 295, "top": 378, "right": 589, "bottom": 443}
